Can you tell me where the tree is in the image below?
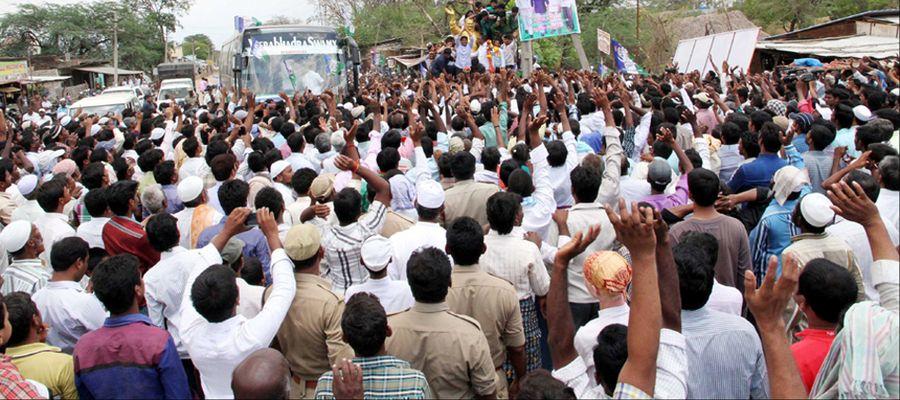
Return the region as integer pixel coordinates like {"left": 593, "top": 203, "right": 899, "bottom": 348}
{"left": 182, "top": 34, "right": 213, "bottom": 60}
{"left": 131, "top": 0, "right": 193, "bottom": 63}
{"left": 264, "top": 15, "right": 308, "bottom": 25}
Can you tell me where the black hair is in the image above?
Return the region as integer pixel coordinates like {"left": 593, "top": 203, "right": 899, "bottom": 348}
{"left": 0, "top": 159, "right": 14, "bottom": 183}
{"left": 190, "top": 264, "right": 238, "bottom": 323}
{"left": 137, "top": 148, "right": 163, "bottom": 173}
{"left": 291, "top": 168, "right": 317, "bottom": 196}
{"left": 154, "top": 160, "right": 177, "bottom": 185}
{"left": 437, "top": 152, "right": 454, "bottom": 179}
{"left": 688, "top": 168, "right": 720, "bottom": 207}
{"left": 3, "top": 292, "right": 37, "bottom": 347}
{"left": 376, "top": 148, "right": 401, "bottom": 172}
{"left": 50, "top": 236, "right": 90, "bottom": 272}
{"left": 592, "top": 324, "right": 628, "bottom": 395}
{"left": 486, "top": 191, "right": 522, "bottom": 235}
{"left": 749, "top": 110, "right": 773, "bottom": 132}
{"left": 570, "top": 165, "right": 600, "bottom": 203}
{"left": 87, "top": 247, "right": 107, "bottom": 276}
{"left": 205, "top": 140, "right": 231, "bottom": 166}
{"left": 81, "top": 162, "right": 106, "bottom": 190}
{"left": 287, "top": 132, "right": 305, "bottom": 153}
{"left": 342, "top": 293, "right": 388, "bottom": 357}
{"left": 146, "top": 213, "right": 180, "bottom": 252}
{"left": 740, "top": 131, "right": 761, "bottom": 158}
{"left": 35, "top": 178, "right": 66, "bottom": 212}
{"left": 499, "top": 159, "right": 521, "bottom": 187}
{"left": 381, "top": 129, "right": 403, "bottom": 150}
{"left": 92, "top": 254, "right": 142, "bottom": 314}
{"left": 105, "top": 180, "right": 138, "bottom": 216}
{"left": 241, "top": 257, "right": 264, "bottom": 286}
{"left": 211, "top": 153, "right": 237, "bottom": 182}
{"left": 679, "top": 231, "right": 719, "bottom": 269}
{"left": 516, "top": 369, "right": 577, "bottom": 400}
{"left": 481, "top": 147, "right": 501, "bottom": 172}
{"left": 90, "top": 148, "right": 109, "bottom": 164}
{"left": 652, "top": 140, "right": 673, "bottom": 160}
{"left": 406, "top": 247, "right": 452, "bottom": 303}
{"left": 182, "top": 137, "right": 200, "bottom": 158}
{"left": 110, "top": 157, "right": 129, "bottom": 181}
{"left": 219, "top": 179, "right": 250, "bottom": 215}
{"left": 758, "top": 122, "right": 783, "bottom": 153}
{"left": 247, "top": 151, "right": 267, "bottom": 173}
{"left": 808, "top": 124, "right": 836, "bottom": 151}
{"left": 546, "top": 140, "right": 568, "bottom": 167}
{"left": 797, "top": 258, "right": 858, "bottom": 323}
{"left": 720, "top": 122, "right": 742, "bottom": 145}
{"left": 674, "top": 240, "right": 715, "bottom": 310}
{"left": 879, "top": 156, "right": 899, "bottom": 191}
{"left": 845, "top": 169, "right": 880, "bottom": 202}
{"left": 507, "top": 169, "right": 535, "bottom": 198}
{"left": 855, "top": 124, "right": 883, "bottom": 150}
{"left": 333, "top": 187, "right": 362, "bottom": 225}
{"left": 833, "top": 104, "right": 854, "bottom": 130}
{"left": 445, "top": 217, "right": 484, "bottom": 266}
{"left": 255, "top": 187, "right": 285, "bottom": 218}
{"left": 450, "top": 151, "right": 477, "bottom": 180}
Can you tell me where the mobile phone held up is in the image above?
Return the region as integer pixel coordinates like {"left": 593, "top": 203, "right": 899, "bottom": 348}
{"left": 245, "top": 212, "right": 258, "bottom": 227}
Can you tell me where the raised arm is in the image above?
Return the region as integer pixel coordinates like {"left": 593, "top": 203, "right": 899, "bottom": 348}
{"left": 652, "top": 210, "right": 681, "bottom": 332}
{"left": 334, "top": 154, "right": 391, "bottom": 205}
{"left": 606, "top": 201, "right": 661, "bottom": 396}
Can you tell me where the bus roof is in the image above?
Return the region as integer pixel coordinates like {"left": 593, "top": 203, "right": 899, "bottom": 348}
{"left": 242, "top": 24, "right": 339, "bottom": 34}
{"left": 71, "top": 92, "right": 136, "bottom": 108}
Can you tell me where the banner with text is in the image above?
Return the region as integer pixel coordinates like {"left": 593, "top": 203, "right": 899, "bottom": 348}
{"left": 516, "top": 0, "right": 581, "bottom": 41}
{"left": 597, "top": 28, "right": 610, "bottom": 55}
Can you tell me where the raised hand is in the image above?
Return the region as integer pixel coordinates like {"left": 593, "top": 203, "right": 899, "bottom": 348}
{"left": 605, "top": 199, "right": 657, "bottom": 256}
{"left": 827, "top": 180, "right": 879, "bottom": 226}
{"left": 744, "top": 254, "right": 799, "bottom": 330}
{"left": 554, "top": 224, "right": 601, "bottom": 266}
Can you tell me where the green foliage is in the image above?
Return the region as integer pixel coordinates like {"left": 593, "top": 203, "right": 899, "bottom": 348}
{"left": 0, "top": 1, "right": 184, "bottom": 71}
{"left": 353, "top": 1, "right": 446, "bottom": 46}
{"left": 183, "top": 34, "right": 213, "bottom": 60}
{"left": 741, "top": 0, "right": 898, "bottom": 33}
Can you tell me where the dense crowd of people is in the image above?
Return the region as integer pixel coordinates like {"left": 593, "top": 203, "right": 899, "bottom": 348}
{"left": 0, "top": 54, "right": 897, "bottom": 399}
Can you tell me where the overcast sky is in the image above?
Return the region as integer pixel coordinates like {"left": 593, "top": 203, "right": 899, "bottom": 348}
{"left": 0, "top": 0, "right": 318, "bottom": 47}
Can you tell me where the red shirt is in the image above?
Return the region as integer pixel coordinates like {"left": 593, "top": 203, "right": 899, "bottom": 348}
{"left": 101, "top": 216, "right": 160, "bottom": 274}
{"left": 791, "top": 328, "right": 836, "bottom": 392}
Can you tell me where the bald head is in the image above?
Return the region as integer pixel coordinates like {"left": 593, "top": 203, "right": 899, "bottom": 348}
{"left": 231, "top": 348, "right": 290, "bottom": 399}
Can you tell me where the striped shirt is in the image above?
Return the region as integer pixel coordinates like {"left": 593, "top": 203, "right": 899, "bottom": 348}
{"left": 1, "top": 259, "right": 50, "bottom": 295}
{"left": 681, "top": 306, "right": 769, "bottom": 399}
{"left": 480, "top": 230, "right": 550, "bottom": 300}
{"left": 749, "top": 198, "right": 802, "bottom": 280}
{"left": 314, "top": 356, "right": 432, "bottom": 399}
{"left": 311, "top": 200, "right": 387, "bottom": 292}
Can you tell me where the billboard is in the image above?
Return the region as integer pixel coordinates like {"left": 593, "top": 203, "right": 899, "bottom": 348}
{"left": 672, "top": 28, "right": 760, "bottom": 75}
{"left": 0, "top": 61, "right": 28, "bottom": 84}
{"left": 516, "top": 0, "right": 580, "bottom": 41}
{"left": 597, "top": 28, "right": 610, "bottom": 54}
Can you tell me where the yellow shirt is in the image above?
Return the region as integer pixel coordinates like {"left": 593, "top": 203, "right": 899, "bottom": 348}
{"left": 6, "top": 342, "right": 78, "bottom": 399}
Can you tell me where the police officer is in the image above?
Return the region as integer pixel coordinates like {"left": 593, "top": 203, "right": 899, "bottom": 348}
{"left": 265, "top": 224, "right": 354, "bottom": 399}
{"left": 385, "top": 246, "right": 497, "bottom": 399}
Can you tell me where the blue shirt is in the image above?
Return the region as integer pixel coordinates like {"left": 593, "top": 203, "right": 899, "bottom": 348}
{"left": 161, "top": 184, "right": 184, "bottom": 214}
{"left": 196, "top": 219, "right": 272, "bottom": 283}
{"left": 748, "top": 193, "right": 805, "bottom": 280}
{"left": 727, "top": 153, "right": 788, "bottom": 193}
{"left": 791, "top": 134, "right": 809, "bottom": 154}
{"left": 73, "top": 314, "right": 189, "bottom": 400}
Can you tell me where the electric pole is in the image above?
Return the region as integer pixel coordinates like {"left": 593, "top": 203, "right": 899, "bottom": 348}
{"left": 113, "top": 15, "right": 119, "bottom": 85}
{"left": 636, "top": 0, "right": 640, "bottom": 40}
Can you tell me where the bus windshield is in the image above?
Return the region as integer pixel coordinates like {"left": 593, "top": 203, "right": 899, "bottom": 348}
{"left": 241, "top": 30, "right": 345, "bottom": 98}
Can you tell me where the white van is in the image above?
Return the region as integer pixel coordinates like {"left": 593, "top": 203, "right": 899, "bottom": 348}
{"left": 69, "top": 92, "right": 139, "bottom": 117}
{"left": 157, "top": 78, "right": 194, "bottom": 111}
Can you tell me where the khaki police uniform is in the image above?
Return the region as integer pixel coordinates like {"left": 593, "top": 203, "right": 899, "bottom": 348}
{"left": 446, "top": 264, "right": 526, "bottom": 399}
{"left": 266, "top": 273, "right": 354, "bottom": 399}
{"left": 385, "top": 302, "right": 497, "bottom": 399}
{"left": 444, "top": 179, "right": 500, "bottom": 227}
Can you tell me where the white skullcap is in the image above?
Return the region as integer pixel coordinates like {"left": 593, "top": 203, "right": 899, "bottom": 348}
{"left": 815, "top": 102, "right": 833, "bottom": 121}
{"left": 469, "top": 99, "right": 481, "bottom": 114}
{"left": 177, "top": 176, "right": 204, "bottom": 203}
{"left": 59, "top": 116, "right": 72, "bottom": 126}
{"left": 150, "top": 127, "right": 165, "bottom": 140}
{"left": 269, "top": 160, "right": 290, "bottom": 179}
{"left": 415, "top": 179, "right": 445, "bottom": 209}
{"left": 342, "top": 102, "right": 353, "bottom": 111}
{"left": 234, "top": 110, "right": 249, "bottom": 120}
{"left": 21, "top": 121, "right": 32, "bottom": 129}
{"left": 360, "top": 235, "right": 392, "bottom": 271}
{"left": 17, "top": 174, "right": 38, "bottom": 196}
{"left": 522, "top": 84, "right": 533, "bottom": 94}
{"left": 98, "top": 117, "right": 110, "bottom": 125}
{"left": 852, "top": 105, "right": 874, "bottom": 122}
{"left": 0, "top": 220, "right": 32, "bottom": 253}
{"left": 351, "top": 105, "right": 365, "bottom": 119}
{"left": 90, "top": 125, "right": 101, "bottom": 136}
{"left": 38, "top": 108, "right": 46, "bottom": 113}
{"left": 800, "top": 193, "right": 835, "bottom": 228}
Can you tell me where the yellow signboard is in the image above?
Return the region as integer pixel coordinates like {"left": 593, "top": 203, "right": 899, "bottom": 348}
{"left": 0, "top": 61, "right": 29, "bottom": 83}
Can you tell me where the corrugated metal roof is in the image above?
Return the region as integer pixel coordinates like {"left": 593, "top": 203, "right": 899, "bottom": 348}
{"left": 74, "top": 66, "right": 143, "bottom": 75}
{"left": 764, "top": 9, "right": 899, "bottom": 40}
{"left": 756, "top": 34, "right": 900, "bottom": 59}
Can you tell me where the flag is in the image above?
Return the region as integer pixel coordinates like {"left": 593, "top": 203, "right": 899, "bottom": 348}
{"left": 611, "top": 39, "right": 645, "bottom": 75}
{"left": 283, "top": 60, "right": 297, "bottom": 90}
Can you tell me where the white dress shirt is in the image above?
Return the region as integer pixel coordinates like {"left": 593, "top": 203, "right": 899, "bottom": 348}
{"left": 573, "top": 303, "right": 630, "bottom": 384}
{"left": 236, "top": 278, "right": 264, "bottom": 319}
{"left": 388, "top": 221, "right": 447, "bottom": 281}
{"left": 173, "top": 206, "right": 224, "bottom": 249}
{"left": 75, "top": 217, "right": 110, "bottom": 249}
{"left": 207, "top": 181, "right": 225, "bottom": 215}
{"left": 32, "top": 280, "right": 107, "bottom": 354}
{"left": 618, "top": 176, "right": 652, "bottom": 209}
{"left": 284, "top": 196, "right": 312, "bottom": 226}
{"left": 274, "top": 182, "right": 295, "bottom": 206}
{"left": 35, "top": 212, "right": 76, "bottom": 265}
{"left": 480, "top": 230, "right": 550, "bottom": 300}
{"left": 181, "top": 245, "right": 296, "bottom": 399}
{"left": 10, "top": 200, "right": 45, "bottom": 223}
{"left": 548, "top": 131, "right": 579, "bottom": 208}
{"left": 521, "top": 144, "right": 556, "bottom": 241}
{"left": 876, "top": 189, "right": 899, "bottom": 234}
{"left": 566, "top": 203, "right": 618, "bottom": 303}
{"left": 144, "top": 247, "right": 203, "bottom": 357}
{"left": 827, "top": 215, "right": 900, "bottom": 300}
{"left": 344, "top": 276, "right": 415, "bottom": 314}
{"left": 705, "top": 279, "right": 743, "bottom": 315}
{"left": 284, "top": 152, "right": 316, "bottom": 173}
{"left": 178, "top": 157, "right": 211, "bottom": 182}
